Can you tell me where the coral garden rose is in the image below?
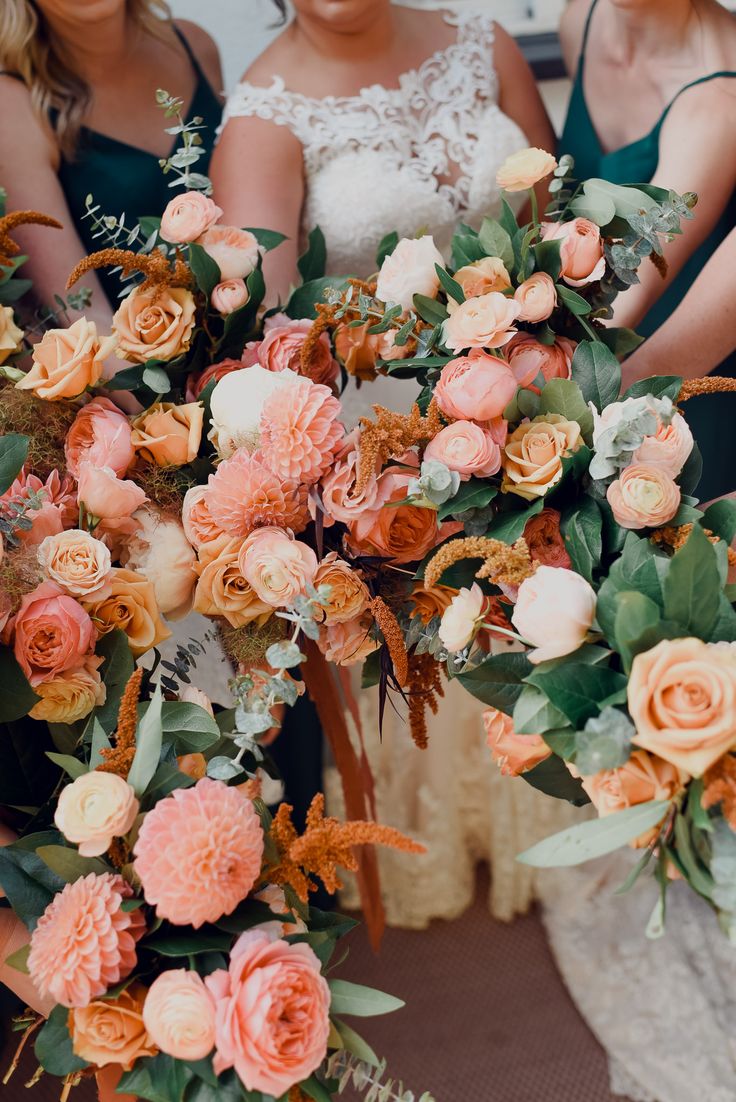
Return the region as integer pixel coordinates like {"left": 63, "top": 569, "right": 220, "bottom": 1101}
{"left": 113, "top": 286, "right": 196, "bottom": 363}
{"left": 313, "top": 552, "right": 369, "bottom": 624}
{"left": 258, "top": 376, "right": 344, "bottom": 486}
{"left": 439, "top": 583, "right": 485, "bottom": 652}
{"left": 0, "top": 304, "right": 23, "bottom": 364}
{"left": 450, "top": 257, "right": 511, "bottom": 304}
{"left": 65, "top": 396, "right": 134, "bottom": 478}
{"left": 16, "top": 317, "right": 116, "bottom": 400}
{"left": 185, "top": 357, "right": 244, "bottom": 402}
{"left": 442, "top": 292, "right": 520, "bottom": 353}
{"left": 258, "top": 315, "right": 340, "bottom": 389}
{"left": 424, "top": 419, "right": 502, "bottom": 479}
{"left": 2, "top": 469, "right": 76, "bottom": 547}
{"left": 193, "top": 537, "right": 271, "bottom": 628}
{"left": 211, "top": 278, "right": 249, "bottom": 315}
{"left": 29, "top": 655, "right": 106, "bottom": 724}
{"left": 607, "top": 463, "right": 680, "bottom": 530}
{"left": 77, "top": 462, "right": 148, "bottom": 520}
{"left": 334, "top": 321, "right": 408, "bottom": 382}
{"left": 496, "top": 147, "right": 557, "bottom": 192}
{"left": 375, "top": 235, "right": 445, "bottom": 312}
{"left": 55, "top": 771, "right": 139, "bottom": 857}
{"left": 514, "top": 272, "right": 557, "bottom": 323}
{"left": 143, "top": 970, "right": 216, "bottom": 1061}
{"left": 502, "top": 414, "right": 582, "bottom": 500}
{"left": 573, "top": 750, "right": 686, "bottom": 845}
{"left": 181, "top": 485, "right": 224, "bottom": 548}
{"left": 198, "top": 225, "right": 261, "bottom": 281}
{"left": 160, "top": 190, "right": 222, "bottom": 244}
{"left": 134, "top": 778, "right": 264, "bottom": 927}
{"left": 348, "top": 467, "right": 458, "bottom": 564}
{"left": 206, "top": 449, "right": 308, "bottom": 537}
{"left": 206, "top": 927, "right": 330, "bottom": 1097}
{"left": 70, "top": 984, "right": 156, "bottom": 1068}
{"left": 542, "top": 217, "right": 606, "bottom": 287}
{"left": 238, "top": 527, "right": 318, "bottom": 608}
{"left": 483, "top": 707, "right": 551, "bottom": 776}
{"left": 13, "top": 581, "right": 96, "bottom": 685}
{"left": 512, "top": 565, "right": 596, "bottom": 664}
{"left": 523, "top": 507, "right": 572, "bottom": 569}
{"left": 208, "top": 365, "right": 300, "bottom": 458}
{"left": 628, "top": 637, "right": 736, "bottom": 776}
{"left": 318, "top": 434, "right": 382, "bottom": 526}
{"left": 317, "top": 612, "right": 379, "bottom": 666}
{"left": 131, "top": 401, "right": 203, "bottom": 466}
{"left": 434, "top": 350, "right": 518, "bottom": 422}
{"left": 28, "top": 873, "right": 145, "bottom": 1008}
{"left": 505, "top": 333, "right": 573, "bottom": 389}
{"left": 633, "top": 412, "right": 693, "bottom": 479}
{"left": 84, "top": 567, "right": 170, "bottom": 657}
{"left": 37, "top": 529, "right": 112, "bottom": 599}
{"left": 123, "top": 509, "right": 196, "bottom": 619}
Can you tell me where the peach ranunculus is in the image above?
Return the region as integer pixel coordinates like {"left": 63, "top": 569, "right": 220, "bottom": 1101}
{"left": 37, "top": 529, "right": 112, "bottom": 599}
{"left": 334, "top": 321, "right": 409, "bottom": 383}
{"left": 13, "top": 581, "right": 96, "bottom": 685}
{"left": 16, "top": 317, "right": 116, "bottom": 400}
{"left": 2, "top": 469, "right": 76, "bottom": 547}
{"left": 113, "top": 286, "right": 196, "bottom": 363}
{"left": 542, "top": 218, "right": 606, "bottom": 287}
{"left": 574, "top": 750, "right": 686, "bottom": 846}
{"left": 606, "top": 463, "right": 680, "bottom": 530}
{"left": 632, "top": 412, "right": 694, "bottom": 479}
{"left": 198, "top": 225, "right": 261, "bottom": 281}
{"left": 496, "top": 147, "right": 557, "bottom": 192}
{"left": 77, "top": 462, "right": 148, "bottom": 520}
{"left": 258, "top": 316, "right": 340, "bottom": 389}
{"left": 318, "top": 433, "right": 383, "bottom": 527}
{"left": 185, "top": 357, "right": 244, "bottom": 402}
{"left": 317, "top": 612, "right": 379, "bottom": 666}
{"left": 483, "top": 707, "right": 551, "bottom": 776}
{"left": 193, "top": 535, "right": 272, "bottom": 629}
{"left": 424, "top": 419, "right": 502, "bottom": 479}
{"left": 65, "top": 396, "right": 134, "bottom": 478}
{"left": 70, "top": 984, "right": 156, "bottom": 1069}
{"left": 206, "top": 928, "right": 330, "bottom": 1097}
{"left": 312, "top": 552, "right": 369, "bottom": 624}
{"left": 131, "top": 401, "right": 203, "bottom": 466}
{"left": 375, "top": 235, "right": 445, "bottom": 312}
{"left": 514, "top": 272, "right": 557, "bottom": 323}
{"left": 434, "top": 350, "right": 518, "bottom": 422}
{"left": 211, "top": 278, "right": 249, "bottom": 315}
{"left": 0, "top": 305, "right": 23, "bottom": 363}
{"left": 450, "top": 257, "right": 511, "bottom": 306}
{"left": 442, "top": 292, "right": 520, "bottom": 353}
{"left": 142, "top": 970, "right": 216, "bottom": 1061}
{"left": 122, "top": 509, "right": 196, "bottom": 619}
{"left": 505, "top": 333, "right": 573, "bottom": 389}
{"left": 182, "top": 485, "right": 225, "bottom": 549}
{"left": 84, "top": 567, "right": 170, "bottom": 657}
{"left": 160, "top": 191, "right": 222, "bottom": 244}
{"left": 55, "top": 771, "right": 139, "bottom": 857}
{"left": 512, "top": 565, "right": 597, "bottom": 664}
{"left": 348, "top": 466, "right": 459, "bottom": 565}
{"left": 628, "top": 638, "right": 736, "bottom": 776}
{"left": 238, "top": 527, "right": 318, "bottom": 608}
{"left": 523, "top": 507, "right": 572, "bottom": 569}
{"left": 29, "top": 655, "right": 106, "bottom": 724}
{"left": 438, "top": 583, "right": 486, "bottom": 652}
{"left": 502, "top": 414, "right": 582, "bottom": 500}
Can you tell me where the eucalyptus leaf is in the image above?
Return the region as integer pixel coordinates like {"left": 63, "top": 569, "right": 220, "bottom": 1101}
{"left": 0, "top": 433, "right": 29, "bottom": 494}
{"left": 518, "top": 800, "right": 670, "bottom": 867}
{"left": 45, "top": 752, "right": 87, "bottom": 779}
{"left": 127, "top": 683, "right": 164, "bottom": 797}
{"left": 36, "top": 845, "right": 109, "bottom": 882}
{"left": 328, "top": 979, "right": 404, "bottom": 1017}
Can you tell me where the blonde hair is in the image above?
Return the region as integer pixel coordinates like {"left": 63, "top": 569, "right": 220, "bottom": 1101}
{"left": 0, "top": 0, "right": 172, "bottom": 159}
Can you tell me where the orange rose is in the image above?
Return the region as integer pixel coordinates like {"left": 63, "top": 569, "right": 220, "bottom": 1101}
{"left": 193, "top": 535, "right": 272, "bottom": 628}
{"left": 334, "top": 323, "right": 409, "bottom": 383}
{"left": 574, "top": 750, "right": 686, "bottom": 846}
{"left": 317, "top": 612, "right": 379, "bottom": 666}
{"left": 29, "top": 655, "right": 106, "bottom": 724}
{"left": 483, "top": 707, "right": 551, "bottom": 776}
{"left": 131, "top": 401, "right": 203, "bottom": 466}
{"left": 113, "top": 286, "right": 196, "bottom": 364}
{"left": 348, "top": 467, "right": 460, "bottom": 564}
{"left": 84, "top": 567, "right": 170, "bottom": 657}
{"left": 502, "top": 414, "right": 582, "bottom": 500}
{"left": 628, "top": 638, "right": 736, "bottom": 775}
{"left": 16, "top": 317, "right": 116, "bottom": 400}
{"left": 70, "top": 984, "right": 156, "bottom": 1069}
{"left": 409, "top": 583, "right": 458, "bottom": 625}
{"left": 313, "top": 552, "right": 369, "bottom": 624}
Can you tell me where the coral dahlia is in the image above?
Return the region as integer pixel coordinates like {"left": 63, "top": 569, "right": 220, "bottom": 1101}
{"left": 206, "top": 450, "right": 309, "bottom": 538}
{"left": 259, "top": 377, "right": 344, "bottom": 486}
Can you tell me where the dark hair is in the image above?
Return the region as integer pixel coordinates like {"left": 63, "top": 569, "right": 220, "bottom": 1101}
{"left": 271, "top": 0, "right": 287, "bottom": 23}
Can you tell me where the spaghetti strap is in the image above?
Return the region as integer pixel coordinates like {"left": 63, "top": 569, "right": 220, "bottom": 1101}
{"left": 172, "top": 23, "right": 206, "bottom": 82}
{"left": 657, "top": 70, "right": 736, "bottom": 129}
{"left": 577, "top": 0, "right": 600, "bottom": 81}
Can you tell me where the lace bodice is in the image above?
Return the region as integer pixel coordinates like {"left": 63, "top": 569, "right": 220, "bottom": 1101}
{"left": 222, "top": 9, "right": 529, "bottom": 274}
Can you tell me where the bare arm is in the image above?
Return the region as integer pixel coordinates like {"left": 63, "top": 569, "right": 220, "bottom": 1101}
{"left": 621, "top": 228, "right": 736, "bottom": 388}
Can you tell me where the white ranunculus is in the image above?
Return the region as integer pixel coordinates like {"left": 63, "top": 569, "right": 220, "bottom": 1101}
{"left": 123, "top": 508, "right": 196, "bottom": 619}
{"left": 512, "top": 566, "right": 596, "bottom": 664}
{"left": 375, "top": 235, "right": 445, "bottom": 313}
{"left": 208, "top": 365, "right": 299, "bottom": 458}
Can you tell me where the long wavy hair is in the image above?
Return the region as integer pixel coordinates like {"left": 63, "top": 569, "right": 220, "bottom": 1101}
{"left": 0, "top": 0, "right": 171, "bottom": 159}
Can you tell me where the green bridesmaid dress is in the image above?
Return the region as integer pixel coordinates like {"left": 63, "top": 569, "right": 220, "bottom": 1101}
{"left": 559, "top": 0, "right": 736, "bottom": 500}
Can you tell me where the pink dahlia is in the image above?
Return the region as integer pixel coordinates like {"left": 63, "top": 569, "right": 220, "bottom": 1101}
{"left": 206, "top": 449, "right": 309, "bottom": 538}
{"left": 259, "top": 377, "right": 344, "bottom": 486}
{"left": 133, "top": 778, "right": 264, "bottom": 928}
{"left": 27, "top": 873, "right": 144, "bottom": 1009}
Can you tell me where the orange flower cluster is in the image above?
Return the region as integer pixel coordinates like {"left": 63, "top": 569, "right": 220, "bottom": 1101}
{"left": 0, "top": 210, "right": 62, "bottom": 267}
{"left": 679, "top": 376, "right": 736, "bottom": 402}
{"left": 702, "top": 754, "right": 736, "bottom": 830}
{"left": 369, "top": 596, "right": 408, "bottom": 688}
{"left": 423, "top": 536, "right": 534, "bottom": 590}
{"left": 355, "top": 400, "right": 444, "bottom": 494}
{"left": 652, "top": 523, "right": 736, "bottom": 568}
{"left": 405, "top": 651, "right": 445, "bottom": 750}
{"left": 96, "top": 668, "right": 143, "bottom": 779}
{"left": 67, "top": 247, "right": 193, "bottom": 295}
{"left": 300, "top": 303, "right": 338, "bottom": 380}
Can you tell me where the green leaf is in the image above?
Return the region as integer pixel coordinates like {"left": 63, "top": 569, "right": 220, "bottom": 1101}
{"left": 302, "top": 1076, "right": 334, "bottom": 1102}
{"left": 518, "top": 800, "right": 670, "bottom": 867}
{"left": 663, "top": 522, "right": 721, "bottom": 639}
{"left": 245, "top": 226, "right": 287, "bottom": 252}
{"left": 188, "top": 242, "right": 221, "bottom": 296}
{"left": 613, "top": 591, "right": 661, "bottom": 670}
{"left": 687, "top": 779, "right": 713, "bottom": 833}
{"left": 45, "top": 752, "right": 87, "bottom": 779}
{"left": 522, "top": 755, "right": 590, "bottom": 805}
{"left": 614, "top": 846, "right": 656, "bottom": 894}
{"left": 333, "top": 1019, "right": 380, "bottom": 1066}
{"left": 527, "top": 663, "right": 628, "bottom": 728}
{"left": 532, "top": 237, "right": 562, "bottom": 279}
{"left": 127, "top": 683, "right": 163, "bottom": 797}
{"left": 0, "top": 650, "right": 39, "bottom": 722}
{"left": 141, "top": 761, "right": 195, "bottom": 804}
{"left": 376, "top": 230, "right": 399, "bottom": 267}
{"left": 621, "top": 374, "right": 682, "bottom": 402}
{"left": 569, "top": 189, "right": 617, "bottom": 226}
{"left": 513, "top": 685, "right": 568, "bottom": 735}
{"left": 118, "top": 1053, "right": 192, "bottom": 1102}
{"left": 286, "top": 275, "right": 347, "bottom": 320}
{"left": 563, "top": 497, "right": 602, "bottom": 583}
{"left": 89, "top": 716, "right": 112, "bottom": 768}
{"left": 297, "top": 226, "right": 327, "bottom": 283}
{"left": 597, "top": 326, "right": 644, "bottom": 359}
{"left": 0, "top": 844, "right": 64, "bottom": 929}
{"left": 328, "top": 979, "right": 404, "bottom": 1017}
{"left": 142, "top": 700, "right": 221, "bottom": 753}
{"left": 142, "top": 365, "right": 171, "bottom": 395}
{"left": 455, "top": 651, "right": 533, "bottom": 714}
{"left": 412, "top": 293, "right": 448, "bottom": 326}
{"left": 451, "top": 231, "right": 486, "bottom": 269}
{"left": 678, "top": 441, "right": 703, "bottom": 496}
{"left": 144, "top": 926, "right": 233, "bottom": 956}
{"left": 538, "top": 378, "right": 594, "bottom": 441}
{"left": 360, "top": 649, "right": 381, "bottom": 689}
{"left": 35, "top": 1006, "right": 87, "bottom": 1077}
{"left": 4, "top": 942, "right": 30, "bottom": 973}
{"left": 571, "top": 340, "right": 621, "bottom": 410}
{"left": 36, "top": 844, "right": 109, "bottom": 882}
{"left": 484, "top": 497, "right": 544, "bottom": 544}
{"left": 0, "top": 433, "right": 29, "bottom": 494}
{"left": 93, "top": 629, "right": 134, "bottom": 733}
{"left": 701, "top": 499, "right": 736, "bottom": 544}
{"left": 435, "top": 263, "right": 465, "bottom": 305}
{"left": 556, "top": 283, "right": 592, "bottom": 317}
{"left": 437, "top": 479, "right": 497, "bottom": 522}
{"left": 478, "top": 217, "right": 515, "bottom": 269}
{"left": 673, "top": 813, "right": 714, "bottom": 899}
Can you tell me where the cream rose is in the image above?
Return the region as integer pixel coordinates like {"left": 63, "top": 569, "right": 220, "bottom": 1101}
{"left": 442, "top": 292, "right": 520, "bottom": 353}
{"left": 160, "top": 191, "right": 222, "bottom": 244}
{"left": 142, "top": 970, "right": 216, "bottom": 1061}
{"left": 607, "top": 463, "right": 680, "bottom": 530}
{"left": 122, "top": 509, "right": 196, "bottom": 619}
{"left": 438, "top": 583, "right": 485, "bottom": 652}
{"left": 238, "top": 527, "right": 317, "bottom": 608}
{"left": 0, "top": 305, "right": 23, "bottom": 364}
{"left": 502, "top": 414, "right": 582, "bottom": 500}
{"left": 113, "top": 286, "right": 196, "bottom": 363}
{"left": 208, "top": 365, "right": 299, "bottom": 458}
{"left": 496, "top": 147, "right": 557, "bottom": 192}
{"left": 29, "top": 656, "right": 106, "bottom": 724}
{"left": 16, "top": 317, "right": 116, "bottom": 400}
{"left": 198, "top": 225, "right": 261, "bottom": 281}
{"left": 37, "top": 529, "right": 112, "bottom": 599}
{"left": 512, "top": 566, "right": 596, "bottom": 664}
{"left": 312, "top": 552, "right": 369, "bottom": 624}
{"left": 55, "top": 771, "right": 139, "bottom": 857}
{"left": 375, "top": 235, "right": 445, "bottom": 312}
{"left": 633, "top": 412, "right": 693, "bottom": 479}
{"left": 514, "top": 272, "right": 557, "bottom": 323}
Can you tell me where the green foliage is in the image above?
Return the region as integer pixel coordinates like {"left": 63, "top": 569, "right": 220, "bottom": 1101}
{"left": 376, "top": 231, "right": 399, "bottom": 267}
{"left": 518, "top": 800, "right": 670, "bottom": 867}
{"left": 328, "top": 979, "right": 404, "bottom": 1017}
{"left": 562, "top": 498, "right": 602, "bottom": 583}
{"left": 93, "top": 629, "right": 135, "bottom": 733}
{"left": 527, "top": 663, "right": 627, "bottom": 729}
{"left": 521, "top": 755, "right": 589, "bottom": 805}
{"left": 538, "top": 378, "right": 594, "bottom": 441}
{"left": 0, "top": 432, "right": 29, "bottom": 494}
{"left": 188, "top": 242, "right": 221, "bottom": 297}
{"left": 437, "top": 479, "right": 497, "bottom": 522}
{"left": 478, "top": 217, "right": 515, "bottom": 270}
{"left": 298, "top": 227, "right": 327, "bottom": 283}
{"left": 512, "top": 685, "right": 568, "bottom": 735}
{"left": 35, "top": 1006, "right": 87, "bottom": 1077}
{"left": 36, "top": 844, "right": 108, "bottom": 881}
{"left": 455, "top": 651, "right": 533, "bottom": 714}
{"left": 246, "top": 227, "right": 288, "bottom": 253}
{"left": 571, "top": 340, "right": 621, "bottom": 410}
{"left": 0, "top": 651, "right": 39, "bottom": 723}
{"left": 483, "top": 497, "right": 544, "bottom": 544}
{"left": 663, "top": 522, "right": 721, "bottom": 639}
{"left": 127, "top": 684, "right": 164, "bottom": 796}
{"left": 0, "top": 843, "right": 65, "bottom": 930}
{"left": 287, "top": 276, "right": 347, "bottom": 320}
{"left": 142, "top": 700, "right": 222, "bottom": 754}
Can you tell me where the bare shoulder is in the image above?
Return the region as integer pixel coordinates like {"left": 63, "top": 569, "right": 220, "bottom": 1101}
{"left": 492, "top": 23, "right": 532, "bottom": 76}
{"left": 665, "top": 74, "right": 736, "bottom": 138}
{"left": 0, "top": 75, "right": 57, "bottom": 165}
{"left": 174, "top": 19, "right": 223, "bottom": 93}
{"left": 237, "top": 27, "right": 294, "bottom": 89}
{"left": 558, "top": 0, "right": 593, "bottom": 76}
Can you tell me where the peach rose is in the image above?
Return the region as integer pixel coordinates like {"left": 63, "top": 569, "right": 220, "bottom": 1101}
{"left": 142, "top": 970, "right": 216, "bottom": 1061}
{"left": 512, "top": 565, "right": 596, "bottom": 664}
{"left": 450, "top": 257, "right": 511, "bottom": 305}
{"left": 575, "top": 750, "right": 686, "bottom": 846}
{"left": 523, "top": 507, "right": 571, "bottom": 569}
{"left": 70, "top": 984, "right": 156, "bottom": 1069}
{"left": 193, "top": 535, "right": 272, "bottom": 629}
{"left": 185, "top": 357, "right": 244, "bottom": 402}
{"left": 77, "top": 462, "right": 147, "bottom": 520}
{"left": 122, "top": 509, "right": 196, "bottom": 619}
{"left": 55, "top": 771, "right": 139, "bottom": 857}
{"left": 375, "top": 235, "right": 444, "bottom": 312}
{"left": 198, "top": 225, "right": 261, "bottom": 281}
{"left": 16, "top": 317, "right": 116, "bottom": 400}
{"left": 483, "top": 708, "right": 551, "bottom": 776}
{"left": 502, "top": 414, "right": 582, "bottom": 500}
{"left": 434, "top": 350, "right": 518, "bottom": 422}
{"left": 0, "top": 305, "right": 24, "bottom": 363}
{"left": 514, "top": 272, "right": 557, "bottom": 323}
{"left": 312, "top": 552, "right": 369, "bottom": 624}
{"left": 438, "top": 583, "right": 485, "bottom": 652}
{"left": 13, "top": 581, "right": 96, "bottom": 685}
{"left": 29, "top": 655, "right": 106, "bottom": 724}
{"left": 442, "top": 292, "right": 520, "bottom": 353}
{"left": 317, "top": 612, "right": 379, "bottom": 666}
{"left": 628, "top": 638, "right": 736, "bottom": 775}
{"left": 334, "top": 321, "right": 409, "bottom": 383}
{"left": 160, "top": 191, "right": 222, "bottom": 244}
{"left": 424, "top": 419, "right": 502, "bottom": 479}
{"left": 84, "top": 567, "right": 170, "bottom": 657}
{"left": 348, "top": 466, "right": 459, "bottom": 564}
{"left": 496, "top": 147, "right": 557, "bottom": 192}
{"left": 238, "top": 527, "right": 317, "bottom": 608}
{"left": 113, "top": 286, "right": 196, "bottom": 363}
{"left": 182, "top": 485, "right": 225, "bottom": 549}
{"left": 210, "top": 278, "right": 249, "bottom": 315}
{"left": 607, "top": 463, "right": 680, "bottom": 530}
{"left": 542, "top": 218, "right": 605, "bottom": 287}
{"left": 633, "top": 412, "right": 693, "bottom": 479}
{"left": 65, "top": 397, "right": 134, "bottom": 478}
{"left": 37, "top": 529, "right": 112, "bottom": 599}
{"left": 131, "top": 401, "right": 203, "bottom": 467}
{"left": 505, "top": 333, "right": 573, "bottom": 389}
{"left": 257, "top": 316, "right": 339, "bottom": 389}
